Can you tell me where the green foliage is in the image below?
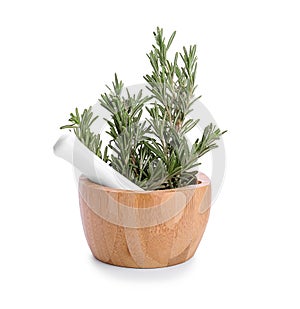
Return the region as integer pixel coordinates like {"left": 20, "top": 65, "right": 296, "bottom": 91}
{"left": 60, "top": 27, "right": 226, "bottom": 190}
{"left": 98, "top": 74, "right": 161, "bottom": 189}
{"left": 60, "top": 107, "right": 108, "bottom": 161}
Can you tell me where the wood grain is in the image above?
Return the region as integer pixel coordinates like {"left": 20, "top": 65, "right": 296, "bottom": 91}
{"left": 78, "top": 173, "right": 211, "bottom": 268}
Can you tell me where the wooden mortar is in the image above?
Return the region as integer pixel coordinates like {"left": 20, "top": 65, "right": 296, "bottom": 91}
{"left": 78, "top": 173, "right": 211, "bottom": 268}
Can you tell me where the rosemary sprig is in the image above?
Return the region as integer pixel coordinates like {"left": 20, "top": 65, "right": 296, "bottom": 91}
{"left": 143, "top": 27, "right": 226, "bottom": 188}
{"left": 60, "top": 107, "right": 108, "bottom": 161}
{"left": 98, "top": 74, "right": 167, "bottom": 190}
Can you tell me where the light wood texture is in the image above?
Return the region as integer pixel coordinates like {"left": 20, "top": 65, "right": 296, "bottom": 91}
{"left": 78, "top": 173, "right": 211, "bottom": 268}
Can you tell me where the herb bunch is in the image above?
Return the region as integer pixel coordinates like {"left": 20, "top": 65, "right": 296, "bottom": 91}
{"left": 61, "top": 27, "right": 226, "bottom": 190}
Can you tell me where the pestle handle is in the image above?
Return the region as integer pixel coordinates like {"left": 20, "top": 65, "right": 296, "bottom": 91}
{"left": 53, "top": 134, "right": 144, "bottom": 191}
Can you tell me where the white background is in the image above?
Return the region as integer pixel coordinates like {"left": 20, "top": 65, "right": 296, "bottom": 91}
{"left": 1, "top": 0, "right": 299, "bottom": 308}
